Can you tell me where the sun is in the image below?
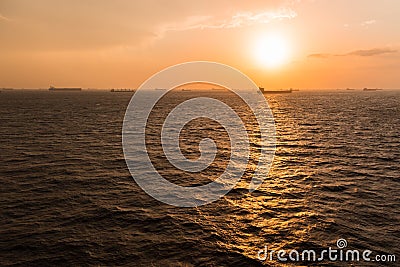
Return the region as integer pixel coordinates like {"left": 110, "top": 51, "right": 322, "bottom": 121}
{"left": 253, "top": 34, "right": 290, "bottom": 69}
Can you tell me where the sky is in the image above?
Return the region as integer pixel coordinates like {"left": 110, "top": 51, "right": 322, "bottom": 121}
{"left": 0, "top": 0, "right": 399, "bottom": 89}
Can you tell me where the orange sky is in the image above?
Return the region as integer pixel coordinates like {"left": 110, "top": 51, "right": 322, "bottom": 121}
{"left": 0, "top": 0, "right": 399, "bottom": 89}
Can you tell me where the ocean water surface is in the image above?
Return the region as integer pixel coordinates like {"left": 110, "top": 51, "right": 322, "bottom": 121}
{"left": 1, "top": 90, "right": 399, "bottom": 266}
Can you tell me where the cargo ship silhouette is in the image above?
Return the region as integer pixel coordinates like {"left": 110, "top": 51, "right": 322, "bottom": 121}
{"left": 49, "top": 86, "right": 81, "bottom": 91}
{"left": 110, "top": 89, "right": 135, "bottom": 92}
{"left": 363, "top": 88, "right": 382, "bottom": 91}
{"left": 259, "top": 87, "right": 292, "bottom": 94}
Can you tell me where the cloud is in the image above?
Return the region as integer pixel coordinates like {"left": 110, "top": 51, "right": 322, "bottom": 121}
{"left": 308, "top": 53, "right": 330, "bottom": 59}
{"left": 346, "top": 48, "right": 397, "bottom": 56}
{"left": 308, "top": 48, "right": 397, "bottom": 59}
{"left": 342, "top": 19, "right": 377, "bottom": 29}
{"left": 361, "top": 19, "right": 376, "bottom": 26}
{"left": 220, "top": 8, "right": 297, "bottom": 28}
{"left": 158, "top": 8, "right": 297, "bottom": 35}
{"left": 0, "top": 13, "right": 11, "bottom": 22}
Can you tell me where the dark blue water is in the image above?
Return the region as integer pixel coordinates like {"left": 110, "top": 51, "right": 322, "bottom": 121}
{"left": 0, "top": 90, "right": 399, "bottom": 266}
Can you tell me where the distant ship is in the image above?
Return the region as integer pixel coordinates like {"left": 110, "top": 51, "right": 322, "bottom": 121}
{"left": 49, "top": 86, "right": 81, "bottom": 91}
{"left": 259, "top": 87, "right": 292, "bottom": 94}
{"left": 110, "top": 89, "right": 135, "bottom": 92}
{"left": 363, "top": 88, "right": 382, "bottom": 91}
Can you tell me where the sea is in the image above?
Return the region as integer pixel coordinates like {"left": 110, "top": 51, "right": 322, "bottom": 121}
{"left": 1, "top": 89, "right": 399, "bottom": 266}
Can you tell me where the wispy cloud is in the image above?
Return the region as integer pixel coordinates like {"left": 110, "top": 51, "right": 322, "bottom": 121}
{"left": 361, "top": 19, "right": 377, "bottom": 26}
{"left": 308, "top": 53, "right": 330, "bottom": 59}
{"left": 159, "top": 8, "right": 297, "bottom": 34}
{"left": 0, "top": 13, "right": 11, "bottom": 22}
{"left": 222, "top": 9, "right": 297, "bottom": 28}
{"left": 345, "top": 48, "right": 397, "bottom": 56}
{"left": 308, "top": 48, "right": 397, "bottom": 59}
{"left": 343, "top": 19, "right": 377, "bottom": 29}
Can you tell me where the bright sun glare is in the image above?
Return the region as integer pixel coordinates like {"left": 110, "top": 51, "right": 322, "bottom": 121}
{"left": 253, "top": 34, "right": 290, "bottom": 68}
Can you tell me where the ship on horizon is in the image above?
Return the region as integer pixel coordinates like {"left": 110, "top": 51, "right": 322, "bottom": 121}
{"left": 363, "top": 88, "right": 382, "bottom": 91}
{"left": 110, "top": 89, "right": 135, "bottom": 92}
{"left": 259, "top": 87, "right": 293, "bottom": 94}
{"left": 49, "top": 86, "right": 81, "bottom": 91}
